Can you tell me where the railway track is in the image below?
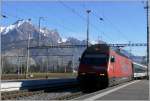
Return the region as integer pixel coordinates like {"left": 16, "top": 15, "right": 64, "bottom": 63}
{"left": 2, "top": 80, "right": 141, "bottom": 100}
{"left": 1, "top": 86, "right": 84, "bottom": 100}
{"left": 1, "top": 90, "right": 44, "bottom": 100}
{"left": 54, "top": 91, "right": 83, "bottom": 100}
{"left": 1, "top": 79, "right": 81, "bottom": 100}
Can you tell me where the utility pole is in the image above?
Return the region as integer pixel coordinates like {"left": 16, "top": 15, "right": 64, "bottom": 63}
{"left": 72, "top": 54, "right": 75, "bottom": 73}
{"left": 26, "top": 31, "right": 30, "bottom": 78}
{"left": 97, "top": 35, "right": 102, "bottom": 44}
{"left": 46, "top": 48, "right": 49, "bottom": 79}
{"left": 26, "top": 19, "right": 31, "bottom": 78}
{"left": 97, "top": 36, "right": 100, "bottom": 44}
{"left": 38, "top": 17, "right": 44, "bottom": 46}
{"left": 17, "top": 51, "right": 19, "bottom": 75}
{"left": 129, "top": 41, "right": 132, "bottom": 59}
{"left": 86, "top": 10, "right": 91, "bottom": 48}
{"left": 145, "top": 0, "right": 149, "bottom": 79}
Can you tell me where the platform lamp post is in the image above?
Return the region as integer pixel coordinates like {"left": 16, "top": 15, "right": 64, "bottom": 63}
{"left": 1, "top": 14, "right": 7, "bottom": 75}
{"left": 38, "top": 17, "right": 45, "bottom": 46}
{"left": 86, "top": 10, "right": 91, "bottom": 48}
{"left": 1, "top": 14, "right": 7, "bottom": 18}
{"left": 99, "top": 17, "right": 104, "bottom": 44}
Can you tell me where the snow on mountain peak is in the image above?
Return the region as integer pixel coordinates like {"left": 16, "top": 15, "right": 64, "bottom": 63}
{"left": 12, "top": 19, "right": 32, "bottom": 28}
{"left": 58, "top": 38, "right": 67, "bottom": 43}
{"left": 62, "top": 38, "right": 67, "bottom": 42}
{"left": 0, "top": 26, "right": 5, "bottom": 33}
{"left": 13, "top": 19, "right": 26, "bottom": 27}
{"left": 91, "top": 40, "right": 98, "bottom": 44}
{"left": 40, "top": 29, "right": 45, "bottom": 33}
{"left": 1, "top": 20, "right": 32, "bottom": 35}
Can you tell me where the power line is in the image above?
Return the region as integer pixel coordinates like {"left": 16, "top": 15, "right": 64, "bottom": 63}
{"left": 13, "top": 2, "right": 81, "bottom": 34}
{"left": 3, "top": 1, "right": 114, "bottom": 43}
{"left": 80, "top": 3, "right": 116, "bottom": 42}
{"left": 89, "top": 8, "right": 130, "bottom": 42}
{"left": 59, "top": 1, "right": 115, "bottom": 42}
{"left": 102, "top": 14, "right": 130, "bottom": 42}
{"left": 1, "top": 11, "right": 82, "bottom": 42}
{"left": 2, "top": 11, "right": 21, "bottom": 20}
{"left": 81, "top": 2, "right": 130, "bottom": 42}
{"left": 58, "top": 0, "right": 86, "bottom": 21}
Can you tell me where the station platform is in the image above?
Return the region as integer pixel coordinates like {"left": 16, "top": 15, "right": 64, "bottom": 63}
{"left": 75, "top": 80, "right": 149, "bottom": 100}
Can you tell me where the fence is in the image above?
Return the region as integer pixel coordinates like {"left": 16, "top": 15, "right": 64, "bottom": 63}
{"left": 1, "top": 54, "right": 78, "bottom": 75}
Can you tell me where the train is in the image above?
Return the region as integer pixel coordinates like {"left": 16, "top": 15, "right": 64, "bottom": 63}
{"left": 77, "top": 44, "right": 147, "bottom": 91}
{"left": 132, "top": 62, "right": 147, "bottom": 79}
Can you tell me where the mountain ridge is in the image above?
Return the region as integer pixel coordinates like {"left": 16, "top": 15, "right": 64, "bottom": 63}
{"left": 1, "top": 20, "right": 146, "bottom": 67}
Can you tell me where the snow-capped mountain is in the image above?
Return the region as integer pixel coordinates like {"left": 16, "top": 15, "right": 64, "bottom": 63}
{"left": 1, "top": 20, "right": 87, "bottom": 69}
{"left": 1, "top": 20, "right": 31, "bottom": 35}
{"left": 1, "top": 20, "right": 62, "bottom": 49}
{"left": 1, "top": 20, "right": 98, "bottom": 50}
{"left": 1, "top": 20, "right": 88, "bottom": 58}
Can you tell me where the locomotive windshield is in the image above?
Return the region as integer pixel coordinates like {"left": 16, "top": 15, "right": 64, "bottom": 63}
{"left": 81, "top": 54, "right": 108, "bottom": 65}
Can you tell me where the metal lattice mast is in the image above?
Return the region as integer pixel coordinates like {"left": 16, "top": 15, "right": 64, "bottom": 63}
{"left": 147, "top": 0, "right": 150, "bottom": 79}
{"left": 145, "top": 0, "right": 150, "bottom": 79}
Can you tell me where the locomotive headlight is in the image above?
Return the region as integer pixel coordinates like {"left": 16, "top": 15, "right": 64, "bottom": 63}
{"left": 95, "top": 48, "right": 100, "bottom": 51}
{"left": 81, "top": 73, "right": 86, "bottom": 75}
{"left": 99, "top": 73, "right": 105, "bottom": 76}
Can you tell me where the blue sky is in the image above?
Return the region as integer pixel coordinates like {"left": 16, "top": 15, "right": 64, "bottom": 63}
{"left": 1, "top": 0, "right": 147, "bottom": 56}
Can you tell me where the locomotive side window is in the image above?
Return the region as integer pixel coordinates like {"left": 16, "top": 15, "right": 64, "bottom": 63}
{"left": 78, "top": 57, "right": 81, "bottom": 62}
{"left": 111, "top": 56, "right": 115, "bottom": 62}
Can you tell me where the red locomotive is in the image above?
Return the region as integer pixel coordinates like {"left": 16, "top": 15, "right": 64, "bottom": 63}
{"left": 77, "top": 44, "right": 133, "bottom": 91}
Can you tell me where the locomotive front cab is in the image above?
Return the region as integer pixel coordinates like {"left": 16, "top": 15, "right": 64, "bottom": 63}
{"left": 77, "top": 44, "right": 110, "bottom": 90}
{"left": 78, "top": 54, "right": 109, "bottom": 76}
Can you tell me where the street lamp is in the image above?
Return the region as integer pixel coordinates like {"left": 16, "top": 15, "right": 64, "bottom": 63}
{"left": 1, "top": 14, "right": 7, "bottom": 18}
{"left": 98, "top": 17, "right": 104, "bottom": 44}
{"left": 26, "top": 19, "right": 32, "bottom": 78}
{"left": 38, "top": 17, "right": 45, "bottom": 46}
{"left": 1, "top": 14, "right": 7, "bottom": 75}
{"left": 86, "top": 10, "right": 91, "bottom": 48}
{"left": 99, "top": 17, "right": 103, "bottom": 21}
